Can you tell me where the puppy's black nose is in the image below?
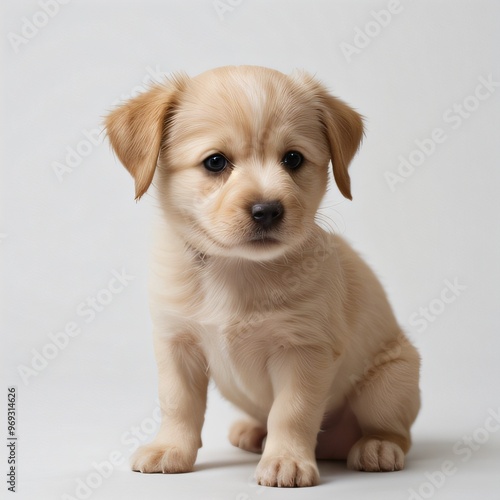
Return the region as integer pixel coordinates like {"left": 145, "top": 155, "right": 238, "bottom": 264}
{"left": 251, "top": 201, "right": 284, "bottom": 229}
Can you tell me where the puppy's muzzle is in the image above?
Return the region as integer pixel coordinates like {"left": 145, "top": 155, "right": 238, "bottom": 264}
{"left": 251, "top": 201, "right": 284, "bottom": 230}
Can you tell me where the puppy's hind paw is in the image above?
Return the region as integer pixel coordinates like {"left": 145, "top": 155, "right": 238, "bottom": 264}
{"left": 229, "top": 420, "right": 267, "bottom": 454}
{"left": 131, "top": 443, "right": 196, "bottom": 474}
{"left": 347, "top": 437, "right": 405, "bottom": 472}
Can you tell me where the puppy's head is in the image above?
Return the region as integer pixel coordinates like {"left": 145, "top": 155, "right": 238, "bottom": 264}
{"left": 106, "top": 66, "right": 363, "bottom": 261}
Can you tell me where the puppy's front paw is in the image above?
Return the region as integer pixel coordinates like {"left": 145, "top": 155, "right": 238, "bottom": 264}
{"left": 229, "top": 420, "right": 267, "bottom": 453}
{"left": 347, "top": 437, "right": 404, "bottom": 472}
{"left": 131, "top": 443, "right": 196, "bottom": 473}
{"left": 255, "top": 456, "right": 319, "bottom": 487}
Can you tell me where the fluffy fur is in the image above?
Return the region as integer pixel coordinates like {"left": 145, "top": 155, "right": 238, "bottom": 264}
{"left": 105, "top": 65, "right": 420, "bottom": 487}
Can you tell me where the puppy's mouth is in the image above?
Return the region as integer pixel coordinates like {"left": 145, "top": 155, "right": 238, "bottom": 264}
{"left": 247, "top": 235, "right": 281, "bottom": 246}
{"left": 246, "top": 226, "right": 283, "bottom": 244}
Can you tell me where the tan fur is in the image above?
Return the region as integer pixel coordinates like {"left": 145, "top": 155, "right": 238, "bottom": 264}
{"left": 106, "top": 66, "right": 420, "bottom": 487}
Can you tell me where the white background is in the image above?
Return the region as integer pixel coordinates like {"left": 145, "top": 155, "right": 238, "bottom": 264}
{"left": 1, "top": 1, "right": 500, "bottom": 499}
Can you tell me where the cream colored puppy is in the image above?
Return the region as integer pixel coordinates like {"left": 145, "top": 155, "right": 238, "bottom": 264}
{"left": 106, "top": 66, "right": 420, "bottom": 488}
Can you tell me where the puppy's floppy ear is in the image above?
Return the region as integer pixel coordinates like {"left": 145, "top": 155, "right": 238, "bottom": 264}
{"left": 295, "top": 72, "right": 363, "bottom": 200}
{"left": 319, "top": 88, "right": 363, "bottom": 200}
{"left": 105, "top": 77, "right": 186, "bottom": 200}
{"left": 319, "top": 91, "right": 364, "bottom": 200}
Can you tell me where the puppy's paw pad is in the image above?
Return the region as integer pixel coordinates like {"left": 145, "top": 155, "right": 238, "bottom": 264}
{"left": 131, "top": 444, "right": 195, "bottom": 473}
{"left": 347, "top": 438, "right": 404, "bottom": 472}
{"left": 255, "top": 456, "right": 319, "bottom": 487}
{"left": 229, "top": 420, "right": 267, "bottom": 453}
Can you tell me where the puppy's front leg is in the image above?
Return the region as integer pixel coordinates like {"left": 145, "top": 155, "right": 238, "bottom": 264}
{"left": 131, "top": 334, "right": 208, "bottom": 473}
{"left": 256, "top": 346, "right": 335, "bottom": 487}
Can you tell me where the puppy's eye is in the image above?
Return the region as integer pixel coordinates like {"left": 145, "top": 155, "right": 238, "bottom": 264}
{"left": 282, "top": 151, "right": 304, "bottom": 170}
{"left": 203, "top": 154, "right": 228, "bottom": 173}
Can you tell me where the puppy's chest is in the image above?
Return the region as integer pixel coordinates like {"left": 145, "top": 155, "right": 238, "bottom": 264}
{"left": 191, "top": 258, "right": 330, "bottom": 350}
{"left": 201, "top": 310, "right": 277, "bottom": 410}
{"left": 194, "top": 260, "right": 290, "bottom": 326}
{"left": 199, "top": 288, "right": 284, "bottom": 347}
{"left": 195, "top": 262, "right": 288, "bottom": 365}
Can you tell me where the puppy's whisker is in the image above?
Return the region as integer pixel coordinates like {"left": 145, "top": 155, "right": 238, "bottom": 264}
{"left": 315, "top": 213, "right": 336, "bottom": 234}
{"left": 316, "top": 208, "right": 345, "bottom": 235}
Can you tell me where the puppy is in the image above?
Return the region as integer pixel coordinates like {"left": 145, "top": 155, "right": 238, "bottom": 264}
{"left": 105, "top": 65, "right": 420, "bottom": 487}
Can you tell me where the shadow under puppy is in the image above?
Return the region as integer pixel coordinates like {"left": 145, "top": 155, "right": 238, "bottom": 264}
{"left": 105, "top": 65, "right": 420, "bottom": 488}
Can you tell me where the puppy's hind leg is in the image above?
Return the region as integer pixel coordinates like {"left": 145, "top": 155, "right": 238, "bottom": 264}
{"left": 347, "top": 335, "right": 420, "bottom": 472}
